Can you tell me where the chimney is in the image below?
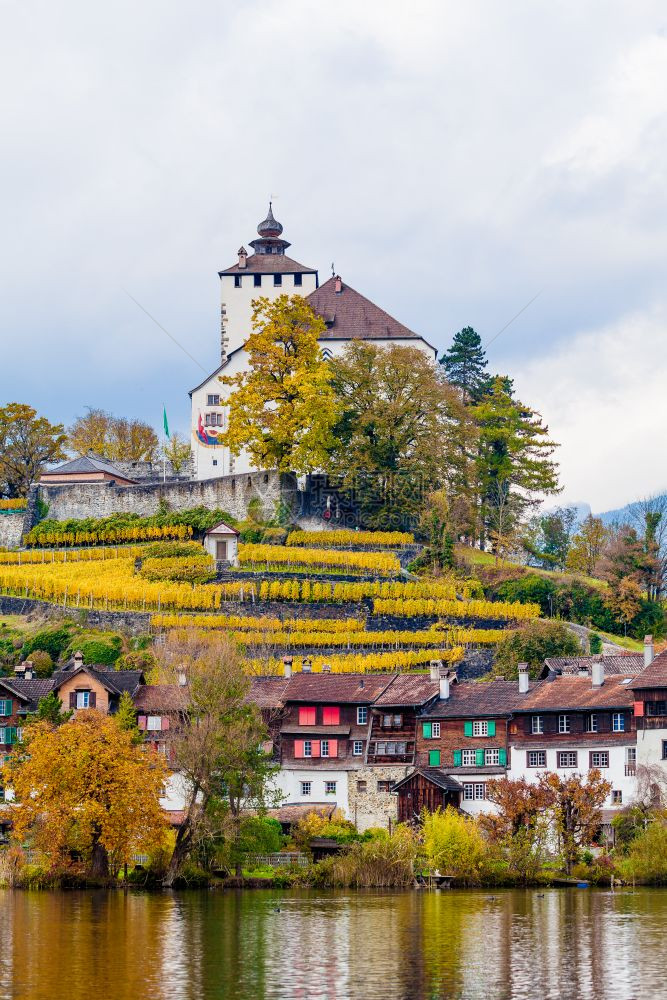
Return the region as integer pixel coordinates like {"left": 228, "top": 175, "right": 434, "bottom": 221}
{"left": 644, "top": 635, "right": 655, "bottom": 668}
{"left": 177, "top": 670, "right": 187, "bottom": 687}
{"left": 518, "top": 663, "right": 530, "bottom": 694}
{"left": 282, "top": 656, "right": 292, "bottom": 679}
{"left": 429, "top": 659, "right": 441, "bottom": 682}
{"left": 439, "top": 675, "right": 450, "bottom": 701}
{"left": 592, "top": 656, "right": 604, "bottom": 688}
{"left": 14, "top": 662, "right": 25, "bottom": 677}
{"left": 23, "top": 661, "right": 33, "bottom": 681}
{"left": 334, "top": 274, "right": 342, "bottom": 294}
{"left": 301, "top": 657, "right": 312, "bottom": 674}
{"left": 237, "top": 246, "right": 247, "bottom": 269}
{"left": 73, "top": 650, "right": 84, "bottom": 668}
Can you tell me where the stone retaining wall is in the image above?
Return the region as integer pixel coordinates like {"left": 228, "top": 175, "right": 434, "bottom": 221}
{"left": 0, "top": 514, "right": 25, "bottom": 550}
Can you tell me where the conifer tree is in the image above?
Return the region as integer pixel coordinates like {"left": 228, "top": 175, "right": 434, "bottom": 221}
{"left": 440, "top": 327, "right": 488, "bottom": 402}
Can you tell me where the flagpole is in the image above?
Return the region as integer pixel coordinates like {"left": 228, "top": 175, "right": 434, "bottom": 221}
{"left": 162, "top": 404, "right": 167, "bottom": 483}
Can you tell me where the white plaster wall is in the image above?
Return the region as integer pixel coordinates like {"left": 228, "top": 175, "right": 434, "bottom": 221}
{"left": 508, "top": 743, "right": 637, "bottom": 809}
{"left": 319, "top": 337, "right": 437, "bottom": 362}
{"left": 222, "top": 272, "right": 318, "bottom": 355}
{"left": 161, "top": 772, "right": 189, "bottom": 812}
{"left": 272, "top": 767, "right": 350, "bottom": 817}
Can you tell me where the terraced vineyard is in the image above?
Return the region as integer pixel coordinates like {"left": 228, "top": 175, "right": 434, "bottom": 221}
{"left": 0, "top": 530, "right": 540, "bottom": 675}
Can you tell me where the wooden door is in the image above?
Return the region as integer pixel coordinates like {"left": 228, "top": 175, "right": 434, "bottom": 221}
{"left": 216, "top": 540, "right": 228, "bottom": 560}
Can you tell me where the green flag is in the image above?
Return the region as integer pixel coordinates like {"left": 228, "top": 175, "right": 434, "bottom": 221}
{"left": 163, "top": 406, "right": 170, "bottom": 439}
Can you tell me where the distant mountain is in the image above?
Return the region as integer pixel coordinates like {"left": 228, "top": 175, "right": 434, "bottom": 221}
{"left": 595, "top": 493, "right": 667, "bottom": 526}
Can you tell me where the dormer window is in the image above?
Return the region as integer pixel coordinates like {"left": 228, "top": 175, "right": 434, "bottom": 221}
{"left": 69, "top": 690, "right": 96, "bottom": 710}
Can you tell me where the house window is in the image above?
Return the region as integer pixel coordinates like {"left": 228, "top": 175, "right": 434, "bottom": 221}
{"left": 462, "top": 749, "right": 477, "bottom": 766}
{"left": 648, "top": 701, "right": 667, "bottom": 716}
{"left": 322, "top": 707, "right": 340, "bottom": 725}
{"left": 353, "top": 740, "right": 364, "bottom": 756}
{"left": 527, "top": 750, "right": 546, "bottom": 768}
{"left": 612, "top": 713, "right": 625, "bottom": 732}
{"left": 382, "top": 715, "right": 393, "bottom": 728}
{"left": 612, "top": 790, "right": 623, "bottom": 805}
{"left": 205, "top": 412, "right": 224, "bottom": 426}
{"left": 274, "top": 274, "right": 282, "bottom": 286}
{"left": 212, "top": 460, "right": 217, "bottom": 467}
{"left": 386, "top": 742, "right": 397, "bottom": 755}
{"left": 146, "top": 716, "right": 162, "bottom": 731}
{"left": 558, "top": 751, "right": 578, "bottom": 768}
{"left": 531, "top": 716, "right": 543, "bottom": 735}
{"left": 299, "top": 706, "right": 316, "bottom": 726}
{"left": 590, "top": 751, "right": 609, "bottom": 768}
{"left": 473, "top": 721, "right": 488, "bottom": 737}
{"left": 234, "top": 275, "right": 242, "bottom": 287}
{"left": 626, "top": 748, "right": 637, "bottom": 765}
{"left": 484, "top": 749, "right": 500, "bottom": 766}
{"left": 206, "top": 394, "right": 220, "bottom": 405}
{"left": 375, "top": 742, "right": 386, "bottom": 755}
{"left": 300, "top": 781, "right": 311, "bottom": 796}
{"left": 294, "top": 273, "right": 303, "bottom": 286}
{"left": 463, "top": 783, "right": 486, "bottom": 801}
{"left": 303, "top": 741, "right": 312, "bottom": 758}
{"left": 253, "top": 274, "right": 262, "bottom": 287}
{"left": 321, "top": 740, "right": 330, "bottom": 757}
{"left": 76, "top": 691, "right": 90, "bottom": 709}
{"left": 377, "top": 781, "right": 391, "bottom": 792}
{"left": 586, "top": 714, "right": 598, "bottom": 733}
{"left": 16, "top": 728, "right": 23, "bottom": 743}
{"left": 325, "top": 781, "right": 336, "bottom": 795}
{"left": 663, "top": 741, "right": 667, "bottom": 761}
{"left": 357, "top": 780, "right": 367, "bottom": 792}
{"left": 558, "top": 715, "right": 570, "bottom": 734}
{"left": 432, "top": 723, "right": 441, "bottom": 738}
{"left": 357, "top": 707, "right": 367, "bottom": 725}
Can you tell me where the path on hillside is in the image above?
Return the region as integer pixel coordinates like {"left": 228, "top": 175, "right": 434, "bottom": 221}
{"left": 562, "top": 620, "right": 626, "bottom": 655}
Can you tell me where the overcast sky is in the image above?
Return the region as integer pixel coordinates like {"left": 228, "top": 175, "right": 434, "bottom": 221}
{"left": 1, "top": 0, "right": 666, "bottom": 512}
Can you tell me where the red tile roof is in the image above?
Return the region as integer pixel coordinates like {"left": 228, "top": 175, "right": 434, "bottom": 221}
{"left": 247, "top": 677, "right": 291, "bottom": 709}
{"left": 307, "top": 277, "right": 434, "bottom": 346}
{"left": 515, "top": 675, "right": 635, "bottom": 711}
{"left": 630, "top": 650, "right": 667, "bottom": 690}
{"left": 283, "top": 673, "right": 393, "bottom": 704}
{"left": 422, "top": 680, "right": 525, "bottom": 718}
{"left": 544, "top": 654, "right": 644, "bottom": 676}
{"left": 133, "top": 685, "right": 189, "bottom": 712}
{"left": 219, "top": 253, "right": 317, "bottom": 275}
{"left": 373, "top": 674, "right": 439, "bottom": 707}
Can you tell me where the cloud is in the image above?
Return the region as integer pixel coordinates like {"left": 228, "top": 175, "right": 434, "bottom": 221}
{"left": 0, "top": 0, "right": 666, "bottom": 511}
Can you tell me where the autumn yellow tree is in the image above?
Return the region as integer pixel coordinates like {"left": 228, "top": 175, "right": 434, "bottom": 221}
{"left": 2, "top": 711, "right": 168, "bottom": 880}
{"left": 219, "top": 295, "right": 338, "bottom": 472}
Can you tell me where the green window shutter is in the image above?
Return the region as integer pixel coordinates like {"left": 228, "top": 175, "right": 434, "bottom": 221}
{"left": 422, "top": 722, "right": 432, "bottom": 739}
{"left": 453, "top": 750, "right": 462, "bottom": 767}
{"left": 464, "top": 721, "right": 473, "bottom": 737}
{"left": 429, "top": 750, "right": 441, "bottom": 767}
{"left": 487, "top": 720, "right": 496, "bottom": 737}
{"left": 475, "top": 749, "right": 485, "bottom": 766}
{"left": 499, "top": 748, "right": 507, "bottom": 766}
{"left": 8, "top": 728, "right": 17, "bottom": 745}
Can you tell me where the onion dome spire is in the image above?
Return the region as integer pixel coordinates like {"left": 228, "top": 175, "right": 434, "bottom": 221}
{"left": 249, "top": 201, "right": 291, "bottom": 255}
{"left": 257, "top": 202, "right": 283, "bottom": 238}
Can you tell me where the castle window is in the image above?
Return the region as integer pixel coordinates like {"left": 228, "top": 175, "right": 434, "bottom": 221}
{"left": 234, "top": 275, "right": 242, "bottom": 287}
{"left": 212, "top": 459, "right": 217, "bottom": 466}
{"left": 294, "top": 274, "right": 302, "bottom": 286}
{"left": 254, "top": 275, "right": 262, "bottom": 287}
{"left": 274, "top": 274, "right": 282, "bottom": 286}
{"left": 207, "top": 394, "right": 220, "bottom": 406}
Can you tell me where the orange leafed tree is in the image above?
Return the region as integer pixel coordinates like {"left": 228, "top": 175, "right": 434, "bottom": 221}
{"left": 3, "top": 711, "right": 168, "bottom": 880}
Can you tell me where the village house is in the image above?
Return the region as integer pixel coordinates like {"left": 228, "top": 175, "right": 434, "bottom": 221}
{"left": 629, "top": 639, "right": 667, "bottom": 778}
{"left": 39, "top": 453, "right": 138, "bottom": 487}
{"left": 508, "top": 661, "right": 638, "bottom": 817}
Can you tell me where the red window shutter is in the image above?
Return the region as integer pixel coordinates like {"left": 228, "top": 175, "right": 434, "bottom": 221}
{"left": 299, "top": 706, "right": 316, "bottom": 726}
{"left": 162, "top": 716, "right": 170, "bottom": 730}
{"left": 329, "top": 739, "right": 338, "bottom": 758}
{"left": 69, "top": 692, "right": 76, "bottom": 709}
{"left": 323, "top": 707, "right": 340, "bottom": 725}
{"left": 294, "top": 739, "right": 305, "bottom": 758}
{"left": 89, "top": 691, "right": 96, "bottom": 708}
{"left": 634, "top": 700, "right": 644, "bottom": 717}
{"left": 311, "top": 740, "right": 321, "bottom": 758}
{"left": 138, "top": 715, "right": 147, "bottom": 730}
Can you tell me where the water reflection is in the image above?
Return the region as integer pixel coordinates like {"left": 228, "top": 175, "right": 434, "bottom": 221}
{"left": 0, "top": 887, "right": 664, "bottom": 999}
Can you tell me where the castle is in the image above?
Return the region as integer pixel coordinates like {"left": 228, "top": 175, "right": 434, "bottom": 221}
{"left": 189, "top": 205, "right": 437, "bottom": 480}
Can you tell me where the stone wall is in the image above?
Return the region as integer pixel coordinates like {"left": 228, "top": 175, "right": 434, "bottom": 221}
{"left": 39, "top": 470, "right": 296, "bottom": 524}
{"left": 0, "top": 514, "right": 25, "bottom": 550}
{"left": 347, "top": 765, "right": 410, "bottom": 831}
{"left": 0, "top": 595, "right": 150, "bottom": 634}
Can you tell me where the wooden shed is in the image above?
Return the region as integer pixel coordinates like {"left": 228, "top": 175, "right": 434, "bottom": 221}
{"left": 392, "top": 768, "right": 462, "bottom": 824}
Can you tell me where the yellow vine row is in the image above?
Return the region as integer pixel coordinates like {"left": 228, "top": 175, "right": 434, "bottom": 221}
{"left": 372, "top": 597, "right": 540, "bottom": 620}
{"left": 238, "top": 543, "right": 400, "bottom": 576}
{"left": 286, "top": 529, "right": 414, "bottom": 548}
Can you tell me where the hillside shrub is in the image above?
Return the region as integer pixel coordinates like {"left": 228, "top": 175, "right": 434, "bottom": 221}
{"left": 65, "top": 631, "right": 124, "bottom": 666}
{"left": 422, "top": 807, "right": 493, "bottom": 885}
{"left": 493, "top": 620, "right": 583, "bottom": 678}
{"left": 22, "top": 624, "right": 77, "bottom": 663}
{"left": 261, "top": 527, "right": 288, "bottom": 545}
{"left": 618, "top": 818, "right": 667, "bottom": 884}
{"left": 25, "top": 650, "right": 54, "bottom": 677}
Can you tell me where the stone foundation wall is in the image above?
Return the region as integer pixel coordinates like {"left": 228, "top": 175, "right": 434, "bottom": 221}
{"left": 38, "top": 470, "right": 295, "bottom": 524}
{"left": 0, "top": 595, "right": 151, "bottom": 634}
{"left": 0, "top": 515, "right": 25, "bottom": 550}
{"left": 347, "top": 765, "right": 410, "bottom": 831}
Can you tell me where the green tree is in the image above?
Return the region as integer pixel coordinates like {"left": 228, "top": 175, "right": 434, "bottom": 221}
{"left": 619, "top": 817, "right": 667, "bottom": 884}
{"left": 566, "top": 515, "right": 608, "bottom": 576}
{"left": 30, "top": 691, "right": 72, "bottom": 726}
{"left": 493, "top": 619, "right": 583, "bottom": 678}
{"left": 473, "top": 377, "right": 560, "bottom": 551}
{"left": 115, "top": 691, "right": 143, "bottom": 745}
{"left": 526, "top": 507, "right": 577, "bottom": 570}
{"left": 0, "top": 403, "right": 67, "bottom": 497}
{"left": 220, "top": 295, "right": 338, "bottom": 473}
{"left": 328, "top": 342, "right": 476, "bottom": 530}
{"left": 439, "top": 326, "right": 488, "bottom": 403}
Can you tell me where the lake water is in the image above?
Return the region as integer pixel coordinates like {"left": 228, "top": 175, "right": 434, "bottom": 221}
{"left": 0, "top": 886, "right": 663, "bottom": 999}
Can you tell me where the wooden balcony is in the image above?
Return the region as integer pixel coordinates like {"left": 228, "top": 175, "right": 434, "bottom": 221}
{"left": 625, "top": 764, "right": 636, "bottom": 776}
{"left": 636, "top": 717, "right": 667, "bottom": 731}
